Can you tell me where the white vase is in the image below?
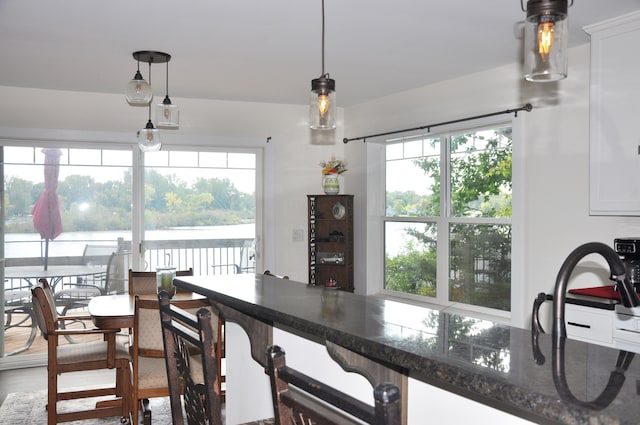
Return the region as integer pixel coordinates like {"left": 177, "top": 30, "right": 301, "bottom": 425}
{"left": 322, "top": 174, "right": 340, "bottom": 195}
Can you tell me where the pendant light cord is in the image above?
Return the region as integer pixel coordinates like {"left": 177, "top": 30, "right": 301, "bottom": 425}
{"left": 165, "top": 62, "right": 169, "bottom": 97}
{"left": 147, "top": 61, "right": 152, "bottom": 121}
{"left": 321, "top": 0, "right": 325, "bottom": 76}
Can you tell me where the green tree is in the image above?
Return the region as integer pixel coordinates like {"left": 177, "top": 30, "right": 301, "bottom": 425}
{"left": 4, "top": 176, "right": 34, "bottom": 216}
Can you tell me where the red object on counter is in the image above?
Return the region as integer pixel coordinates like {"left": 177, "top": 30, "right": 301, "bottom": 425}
{"left": 568, "top": 285, "right": 621, "bottom": 300}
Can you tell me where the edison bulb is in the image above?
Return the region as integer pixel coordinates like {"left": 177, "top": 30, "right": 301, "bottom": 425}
{"left": 318, "top": 93, "right": 330, "bottom": 117}
{"left": 537, "top": 21, "right": 555, "bottom": 61}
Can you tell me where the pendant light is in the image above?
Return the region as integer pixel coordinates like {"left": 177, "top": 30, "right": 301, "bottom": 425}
{"left": 127, "top": 51, "right": 171, "bottom": 151}
{"left": 125, "top": 58, "right": 152, "bottom": 105}
{"left": 309, "top": 0, "right": 336, "bottom": 130}
{"left": 522, "top": 0, "right": 570, "bottom": 82}
{"left": 156, "top": 59, "right": 179, "bottom": 128}
{"left": 138, "top": 65, "right": 161, "bottom": 152}
{"left": 138, "top": 108, "right": 162, "bottom": 152}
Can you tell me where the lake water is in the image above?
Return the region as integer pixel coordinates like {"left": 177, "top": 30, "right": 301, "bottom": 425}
{"left": 4, "top": 223, "right": 255, "bottom": 259}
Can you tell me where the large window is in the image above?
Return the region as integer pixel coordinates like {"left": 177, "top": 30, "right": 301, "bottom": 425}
{"left": 384, "top": 124, "right": 512, "bottom": 312}
{"left": 1, "top": 144, "right": 259, "bottom": 362}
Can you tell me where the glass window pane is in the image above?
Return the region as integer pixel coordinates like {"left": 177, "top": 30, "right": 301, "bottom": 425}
{"left": 169, "top": 151, "right": 198, "bottom": 168}
{"left": 228, "top": 153, "right": 256, "bottom": 169}
{"left": 449, "top": 223, "right": 511, "bottom": 311}
{"left": 68, "top": 149, "right": 102, "bottom": 165}
{"left": 386, "top": 137, "right": 440, "bottom": 217}
{"left": 103, "top": 150, "right": 133, "bottom": 166}
{"left": 449, "top": 128, "right": 512, "bottom": 218}
{"left": 5, "top": 146, "right": 35, "bottom": 164}
{"left": 386, "top": 143, "right": 403, "bottom": 161}
{"left": 200, "top": 152, "right": 228, "bottom": 168}
{"left": 384, "top": 221, "right": 437, "bottom": 297}
{"left": 143, "top": 149, "right": 256, "bottom": 274}
{"left": 403, "top": 139, "right": 423, "bottom": 158}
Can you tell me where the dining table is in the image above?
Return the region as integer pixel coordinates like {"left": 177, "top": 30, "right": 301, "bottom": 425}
{"left": 88, "top": 291, "right": 207, "bottom": 330}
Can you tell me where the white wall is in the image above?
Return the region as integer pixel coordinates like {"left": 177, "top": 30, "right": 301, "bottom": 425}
{"left": 344, "top": 44, "right": 640, "bottom": 328}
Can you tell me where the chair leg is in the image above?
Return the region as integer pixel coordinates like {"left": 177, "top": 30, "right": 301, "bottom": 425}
{"left": 132, "top": 396, "right": 139, "bottom": 425}
{"left": 47, "top": 366, "right": 57, "bottom": 425}
{"left": 120, "top": 360, "right": 133, "bottom": 422}
{"left": 142, "top": 398, "right": 151, "bottom": 425}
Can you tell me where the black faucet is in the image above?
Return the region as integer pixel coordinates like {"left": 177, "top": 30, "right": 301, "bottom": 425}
{"left": 553, "top": 241, "right": 640, "bottom": 345}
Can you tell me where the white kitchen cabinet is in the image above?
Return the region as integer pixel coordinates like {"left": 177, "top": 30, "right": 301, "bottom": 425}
{"left": 586, "top": 11, "right": 640, "bottom": 215}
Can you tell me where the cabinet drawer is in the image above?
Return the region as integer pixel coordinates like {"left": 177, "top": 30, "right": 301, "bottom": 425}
{"left": 565, "top": 304, "right": 613, "bottom": 345}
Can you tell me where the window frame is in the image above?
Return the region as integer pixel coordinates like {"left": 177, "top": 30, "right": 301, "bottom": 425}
{"left": 367, "top": 115, "right": 525, "bottom": 324}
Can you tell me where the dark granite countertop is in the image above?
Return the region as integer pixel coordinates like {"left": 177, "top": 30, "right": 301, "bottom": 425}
{"left": 175, "top": 274, "right": 640, "bottom": 425}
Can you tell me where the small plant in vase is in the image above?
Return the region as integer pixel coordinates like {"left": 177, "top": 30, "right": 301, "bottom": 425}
{"left": 319, "top": 157, "right": 347, "bottom": 195}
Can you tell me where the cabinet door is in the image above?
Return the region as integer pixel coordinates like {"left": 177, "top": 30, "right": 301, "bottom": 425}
{"left": 587, "top": 12, "right": 640, "bottom": 215}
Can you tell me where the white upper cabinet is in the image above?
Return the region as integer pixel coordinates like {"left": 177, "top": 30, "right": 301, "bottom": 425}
{"left": 586, "top": 11, "right": 640, "bottom": 216}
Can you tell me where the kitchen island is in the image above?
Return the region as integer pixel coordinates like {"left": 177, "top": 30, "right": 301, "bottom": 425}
{"left": 175, "top": 273, "right": 640, "bottom": 425}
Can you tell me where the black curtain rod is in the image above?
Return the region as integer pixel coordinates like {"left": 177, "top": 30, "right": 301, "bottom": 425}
{"left": 342, "top": 103, "right": 533, "bottom": 144}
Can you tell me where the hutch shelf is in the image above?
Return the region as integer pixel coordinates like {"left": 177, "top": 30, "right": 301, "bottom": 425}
{"left": 307, "top": 195, "right": 354, "bottom": 292}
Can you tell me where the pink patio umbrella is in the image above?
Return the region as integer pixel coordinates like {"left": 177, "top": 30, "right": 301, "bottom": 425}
{"left": 31, "top": 148, "right": 63, "bottom": 270}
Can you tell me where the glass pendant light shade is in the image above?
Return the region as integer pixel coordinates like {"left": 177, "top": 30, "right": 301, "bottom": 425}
{"left": 125, "top": 69, "right": 153, "bottom": 105}
{"left": 310, "top": 75, "right": 336, "bottom": 130}
{"left": 156, "top": 98, "right": 179, "bottom": 128}
{"left": 138, "top": 119, "right": 162, "bottom": 152}
{"left": 523, "top": 0, "right": 569, "bottom": 82}
{"left": 156, "top": 60, "right": 179, "bottom": 128}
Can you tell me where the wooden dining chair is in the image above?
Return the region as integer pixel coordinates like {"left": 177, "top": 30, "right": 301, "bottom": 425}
{"left": 266, "top": 345, "right": 402, "bottom": 425}
{"left": 31, "top": 278, "right": 132, "bottom": 425}
{"left": 158, "top": 290, "right": 223, "bottom": 425}
{"left": 131, "top": 293, "right": 214, "bottom": 425}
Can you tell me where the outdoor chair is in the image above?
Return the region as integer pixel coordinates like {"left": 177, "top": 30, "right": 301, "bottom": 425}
{"left": 211, "top": 263, "right": 242, "bottom": 275}
{"left": 55, "top": 250, "right": 131, "bottom": 315}
{"left": 264, "top": 270, "right": 290, "bottom": 280}
{"left": 3, "top": 287, "right": 38, "bottom": 355}
{"left": 54, "top": 251, "right": 130, "bottom": 342}
{"left": 31, "top": 278, "right": 132, "bottom": 425}
{"left": 266, "top": 345, "right": 402, "bottom": 425}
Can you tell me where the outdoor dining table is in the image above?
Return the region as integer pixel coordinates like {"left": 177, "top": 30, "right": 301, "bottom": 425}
{"left": 5, "top": 264, "right": 108, "bottom": 292}
{"left": 88, "top": 292, "right": 207, "bottom": 330}
{"left": 3, "top": 264, "right": 108, "bottom": 355}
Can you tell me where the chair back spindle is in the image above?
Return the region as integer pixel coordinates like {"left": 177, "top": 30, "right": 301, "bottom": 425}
{"left": 159, "top": 290, "right": 223, "bottom": 425}
{"left": 267, "top": 345, "right": 401, "bottom": 425}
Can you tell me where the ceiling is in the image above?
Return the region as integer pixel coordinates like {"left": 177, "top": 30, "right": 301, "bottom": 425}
{"left": 1, "top": 0, "right": 639, "bottom": 108}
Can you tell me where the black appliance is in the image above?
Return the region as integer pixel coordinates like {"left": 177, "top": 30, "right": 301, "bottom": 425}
{"left": 614, "top": 238, "right": 640, "bottom": 291}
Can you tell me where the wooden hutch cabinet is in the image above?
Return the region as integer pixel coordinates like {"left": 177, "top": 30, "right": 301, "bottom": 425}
{"left": 307, "top": 195, "right": 354, "bottom": 292}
